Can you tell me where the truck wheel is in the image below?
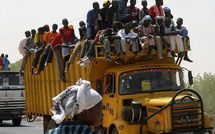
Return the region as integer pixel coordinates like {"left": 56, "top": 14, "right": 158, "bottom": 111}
{"left": 47, "top": 119, "right": 58, "bottom": 131}
{"left": 12, "top": 118, "right": 22, "bottom": 126}
{"left": 111, "top": 128, "right": 119, "bottom": 134}
{"left": 0, "top": 120, "right": 2, "bottom": 124}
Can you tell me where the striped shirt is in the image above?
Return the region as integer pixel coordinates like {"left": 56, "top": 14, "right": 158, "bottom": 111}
{"left": 45, "top": 121, "right": 101, "bottom": 134}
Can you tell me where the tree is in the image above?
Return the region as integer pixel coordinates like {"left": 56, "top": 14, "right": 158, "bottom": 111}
{"left": 192, "top": 73, "right": 215, "bottom": 126}
{"left": 10, "top": 59, "right": 22, "bottom": 71}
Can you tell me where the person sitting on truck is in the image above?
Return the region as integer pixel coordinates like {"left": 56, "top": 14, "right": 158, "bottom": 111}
{"left": 35, "top": 24, "right": 59, "bottom": 74}
{"left": 50, "top": 33, "right": 68, "bottom": 83}
{"left": 139, "top": 0, "right": 149, "bottom": 21}
{"left": 101, "top": 0, "right": 112, "bottom": 28}
{"left": 109, "top": 0, "right": 118, "bottom": 26}
{"left": 78, "top": 21, "right": 87, "bottom": 40}
{"left": 163, "top": 7, "right": 175, "bottom": 27}
{"left": 31, "top": 27, "right": 46, "bottom": 75}
{"left": 31, "top": 29, "right": 36, "bottom": 40}
{"left": 127, "top": 0, "right": 140, "bottom": 22}
{"left": 65, "top": 21, "right": 88, "bottom": 71}
{"left": 117, "top": 22, "right": 139, "bottom": 62}
{"left": 116, "top": 0, "right": 128, "bottom": 21}
{"left": 46, "top": 79, "right": 103, "bottom": 134}
{"left": 163, "top": 17, "right": 184, "bottom": 57}
{"left": 175, "top": 18, "right": 193, "bottom": 62}
{"left": 60, "top": 18, "right": 77, "bottom": 61}
{"left": 19, "top": 31, "right": 35, "bottom": 73}
{"left": 86, "top": 2, "right": 103, "bottom": 40}
{"left": 138, "top": 15, "right": 157, "bottom": 58}
{"left": 148, "top": 0, "right": 164, "bottom": 22}
{"left": 2, "top": 55, "right": 10, "bottom": 70}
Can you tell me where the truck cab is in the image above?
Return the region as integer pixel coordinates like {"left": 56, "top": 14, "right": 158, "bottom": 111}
{"left": 0, "top": 71, "right": 25, "bottom": 126}
{"left": 99, "top": 60, "right": 214, "bottom": 134}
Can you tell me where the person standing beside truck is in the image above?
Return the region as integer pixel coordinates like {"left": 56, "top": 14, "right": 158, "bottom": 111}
{"left": 46, "top": 80, "right": 103, "bottom": 134}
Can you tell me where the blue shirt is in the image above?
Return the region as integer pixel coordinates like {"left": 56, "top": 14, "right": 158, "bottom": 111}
{"left": 175, "top": 26, "right": 188, "bottom": 37}
{"left": 87, "top": 9, "right": 96, "bottom": 28}
{"left": 116, "top": 0, "right": 128, "bottom": 20}
{"left": 2, "top": 57, "right": 10, "bottom": 70}
{"left": 45, "top": 121, "right": 101, "bottom": 134}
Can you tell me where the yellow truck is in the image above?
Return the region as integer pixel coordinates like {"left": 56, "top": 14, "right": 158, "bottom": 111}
{"left": 23, "top": 41, "right": 214, "bottom": 134}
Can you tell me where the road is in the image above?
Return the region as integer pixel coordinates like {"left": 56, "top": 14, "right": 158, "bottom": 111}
{"left": 0, "top": 120, "right": 43, "bottom": 134}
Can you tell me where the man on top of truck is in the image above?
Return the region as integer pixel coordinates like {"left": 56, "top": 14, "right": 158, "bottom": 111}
{"left": 149, "top": 0, "right": 164, "bottom": 21}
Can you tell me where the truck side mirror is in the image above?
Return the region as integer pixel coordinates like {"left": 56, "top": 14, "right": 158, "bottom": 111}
{"left": 96, "top": 79, "right": 103, "bottom": 95}
{"left": 188, "top": 71, "right": 193, "bottom": 85}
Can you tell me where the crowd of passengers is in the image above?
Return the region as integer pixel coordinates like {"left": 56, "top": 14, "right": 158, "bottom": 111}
{"left": 18, "top": 0, "right": 192, "bottom": 83}
{"left": 0, "top": 54, "right": 10, "bottom": 71}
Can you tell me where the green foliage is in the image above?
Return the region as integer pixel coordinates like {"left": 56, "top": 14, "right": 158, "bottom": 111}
{"left": 192, "top": 73, "right": 215, "bottom": 126}
{"left": 10, "top": 59, "right": 22, "bottom": 71}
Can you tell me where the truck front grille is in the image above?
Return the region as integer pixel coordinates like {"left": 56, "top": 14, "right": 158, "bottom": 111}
{"left": 0, "top": 100, "right": 25, "bottom": 110}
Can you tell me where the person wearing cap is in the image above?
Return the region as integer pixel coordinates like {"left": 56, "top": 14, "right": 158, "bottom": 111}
{"left": 175, "top": 18, "right": 193, "bottom": 62}
{"left": 45, "top": 79, "right": 103, "bottom": 134}
{"left": 163, "top": 7, "right": 175, "bottom": 27}
{"left": 127, "top": 0, "right": 140, "bottom": 22}
{"left": 138, "top": 15, "right": 156, "bottom": 58}
{"left": 139, "top": 0, "right": 149, "bottom": 21}
{"left": 101, "top": 0, "right": 112, "bottom": 28}
{"left": 148, "top": 0, "right": 164, "bottom": 21}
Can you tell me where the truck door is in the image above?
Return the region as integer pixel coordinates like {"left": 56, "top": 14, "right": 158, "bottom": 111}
{"left": 102, "top": 73, "right": 119, "bottom": 127}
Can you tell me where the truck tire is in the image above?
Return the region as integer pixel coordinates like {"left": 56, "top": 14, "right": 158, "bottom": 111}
{"left": 111, "top": 128, "right": 119, "bottom": 134}
{"left": 12, "top": 118, "right": 22, "bottom": 126}
{"left": 0, "top": 120, "right": 2, "bottom": 124}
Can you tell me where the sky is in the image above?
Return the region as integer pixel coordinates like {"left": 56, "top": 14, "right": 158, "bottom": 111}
{"left": 0, "top": 0, "right": 215, "bottom": 76}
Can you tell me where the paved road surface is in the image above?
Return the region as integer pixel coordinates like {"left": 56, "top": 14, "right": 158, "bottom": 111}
{"left": 0, "top": 120, "right": 43, "bottom": 134}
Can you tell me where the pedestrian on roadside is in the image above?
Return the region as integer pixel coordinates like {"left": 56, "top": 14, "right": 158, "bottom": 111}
{"left": 3, "top": 54, "right": 10, "bottom": 70}
{"left": 46, "top": 79, "right": 103, "bottom": 134}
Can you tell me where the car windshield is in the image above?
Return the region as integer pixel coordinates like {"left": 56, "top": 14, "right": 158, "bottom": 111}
{"left": 119, "top": 69, "right": 185, "bottom": 95}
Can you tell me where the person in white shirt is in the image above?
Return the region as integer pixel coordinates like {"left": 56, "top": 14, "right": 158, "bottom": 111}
{"left": 163, "top": 17, "right": 184, "bottom": 57}
{"left": 19, "top": 31, "right": 35, "bottom": 73}
{"left": 118, "top": 23, "right": 139, "bottom": 54}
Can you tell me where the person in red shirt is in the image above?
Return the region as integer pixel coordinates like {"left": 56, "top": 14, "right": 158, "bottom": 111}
{"left": 60, "top": 18, "right": 77, "bottom": 61}
{"left": 0, "top": 54, "right": 3, "bottom": 70}
{"left": 127, "top": 0, "right": 140, "bottom": 22}
{"left": 50, "top": 33, "right": 67, "bottom": 82}
{"left": 149, "top": 0, "right": 164, "bottom": 21}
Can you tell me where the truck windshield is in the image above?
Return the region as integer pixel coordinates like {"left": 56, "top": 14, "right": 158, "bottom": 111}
{"left": 119, "top": 69, "right": 185, "bottom": 95}
{"left": 0, "top": 75, "right": 23, "bottom": 86}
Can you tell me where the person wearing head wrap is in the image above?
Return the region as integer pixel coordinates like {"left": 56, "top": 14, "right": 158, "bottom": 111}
{"left": 163, "top": 7, "right": 175, "bottom": 27}
{"left": 138, "top": 15, "right": 157, "bottom": 58}
{"left": 46, "top": 79, "right": 103, "bottom": 134}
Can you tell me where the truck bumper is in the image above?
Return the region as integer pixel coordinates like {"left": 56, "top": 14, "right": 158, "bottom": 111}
{"left": 0, "top": 109, "right": 25, "bottom": 120}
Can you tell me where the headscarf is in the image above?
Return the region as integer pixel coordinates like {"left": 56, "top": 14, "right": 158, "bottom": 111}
{"left": 51, "top": 79, "right": 102, "bottom": 124}
{"left": 140, "top": 15, "right": 152, "bottom": 25}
